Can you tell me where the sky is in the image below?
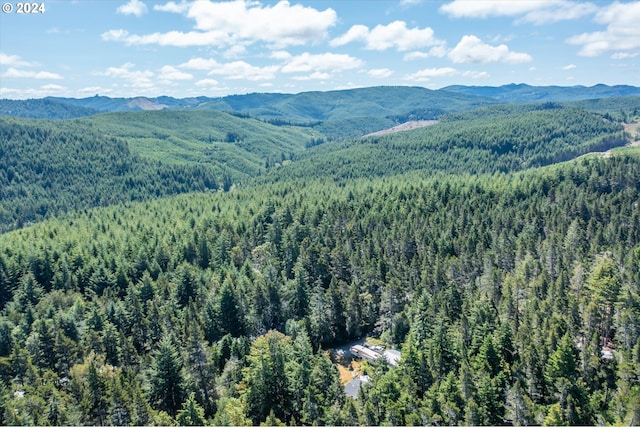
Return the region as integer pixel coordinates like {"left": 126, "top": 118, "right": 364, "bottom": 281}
{"left": 0, "top": 0, "right": 639, "bottom": 99}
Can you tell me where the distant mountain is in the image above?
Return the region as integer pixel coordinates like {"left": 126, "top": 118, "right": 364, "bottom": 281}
{"left": 1, "top": 86, "right": 494, "bottom": 122}
{"left": 441, "top": 83, "right": 640, "bottom": 102}
{"left": 0, "top": 98, "right": 99, "bottom": 119}
{"left": 44, "top": 95, "right": 199, "bottom": 112}
{"left": 193, "top": 86, "right": 495, "bottom": 122}
{"left": 3, "top": 84, "right": 637, "bottom": 124}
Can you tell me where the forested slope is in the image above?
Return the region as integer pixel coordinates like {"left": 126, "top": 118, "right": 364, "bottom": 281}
{"left": 0, "top": 116, "right": 221, "bottom": 232}
{"left": 276, "top": 106, "right": 627, "bottom": 181}
{"left": 0, "top": 99, "right": 99, "bottom": 120}
{"left": 39, "top": 86, "right": 494, "bottom": 122}
{"left": 0, "top": 152, "right": 639, "bottom": 425}
{"left": 80, "top": 110, "right": 321, "bottom": 166}
{"left": 0, "top": 112, "right": 322, "bottom": 232}
{"left": 441, "top": 83, "right": 640, "bottom": 102}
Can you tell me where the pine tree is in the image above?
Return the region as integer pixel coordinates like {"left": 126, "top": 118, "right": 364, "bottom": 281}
{"left": 176, "top": 393, "right": 206, "bottom": 426}
{"left": 149, "top": 334, "right": 186, "bottom": 416}
{"left": 84, "top": 361, "right": 108, "bottom": 425}
{"left": 244, "top": 331, "right": 292, "bottom": 424}
{"left": 218, "top": 276, "right": 245, "bottom": 337}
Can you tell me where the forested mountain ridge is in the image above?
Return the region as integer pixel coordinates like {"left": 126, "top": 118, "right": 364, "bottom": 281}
{"left": 0, "top": 111, "right": 324, "bottom": 232}
{"left": 271, "top": 105, "right": 628, "bottom": 182}
{"left": 0, "top": 103, "right": 629, "bottom": 234}
{"left": 78, "top": 110, "right": 321, "bottom": 165}
{"left": 0, "top": 151, "right": 639, "bottom": 424}
{"left": 3, "top": 84, "right": 637, "bottom": 120}
{"left": 0, "top": 99, "right": 99, "bottom": 120}
{"left": 46, "top": 86, "right": 493, "bottom": 120}
{"left": 441, "top": 83, "right": 640, "bottom": 102}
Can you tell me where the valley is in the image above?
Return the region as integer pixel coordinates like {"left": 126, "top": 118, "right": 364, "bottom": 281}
{"left": 0, "top": 85, "right": 639, "bottom": 426}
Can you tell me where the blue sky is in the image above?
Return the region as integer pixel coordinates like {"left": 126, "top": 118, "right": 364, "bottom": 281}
{"left": 0, "top": 0, "right": 639, "bottom": 99}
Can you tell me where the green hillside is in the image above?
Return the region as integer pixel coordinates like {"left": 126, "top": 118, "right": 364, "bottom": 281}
{"left": 0, "top": 152, "right": 639, "bottom": 424}
{"left": 0, "top": 116, "right": 221, "bottom": 232}
{"left": 0, "top": 111, "right": 324, "bottom": 232}
{"left": 274, "top": 106, "right": 627, "bottom": 182}
{"left": 197, "top": 86, "right": 494, "bottom": 122}
{"left": 0, "top": 99, "right": 99, "bottom": 120}
{"left": 442, "top": 83, "right": 640, "bottom": 102}
{"left": 80, "top": 110, "right": 321, "bottom": 166}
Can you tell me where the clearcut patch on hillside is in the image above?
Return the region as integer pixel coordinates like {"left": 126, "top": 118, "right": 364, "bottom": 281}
{"left": 362, "top": 120, "right": 439, "bottom": 137}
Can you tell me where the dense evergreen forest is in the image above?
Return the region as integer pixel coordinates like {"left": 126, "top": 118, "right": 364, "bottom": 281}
{"left": 0, "top": 87, "right": 639, "bottom": 425}
{"left": 0, "top": 152, "right": 639, "bottom": 425}
{"left": 275, "top": 105, "right": 627, "bottom": 182}
{"left": 0, "top": 117, "right": 220, "bottom": 232}
{"left": 0, "top": 112, "right": 320, "bottom": 232}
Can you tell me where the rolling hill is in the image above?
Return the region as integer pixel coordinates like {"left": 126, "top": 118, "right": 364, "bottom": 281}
{"left": 271, "top": 104, "right": 628, "bottom": 182}
{"left": 0, "top": 98, "right": 99, "bottom": 119}
{"left": 78, "top": 110, "right": 321, "bottom": 166}
{"left": 441, "top": 83, "right": 640, "bottom": 103}
{"left": 0, "top": 111, "right": 320, "bottom": 232}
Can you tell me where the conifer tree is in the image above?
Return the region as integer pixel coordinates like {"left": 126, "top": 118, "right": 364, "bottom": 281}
{"left": 177, "top": 393, "right": 206, "bottom": 426}
{"left": 149, "top": 334, "right": 186, "bottom": 416}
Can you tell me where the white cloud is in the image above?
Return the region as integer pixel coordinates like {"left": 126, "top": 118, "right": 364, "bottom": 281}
{"left": 439, "top": 0, "right": 597, "bottom": 25}
{"left": 330, "top": 25, "right": 369, "bottom": 47}
{"left": 190, "top": 1, "right": 336, "bottom": 47}
{"left": 2, "top": 68, "right": 63, "bottom": 79}
{"left": 331, "top": 21, "right": 443, "bottom": 51}
{"left": 101, "top": 29, "right": 130, "bottom": 41}
{"left": 158, "top": 65, "right": 193, "bottom": 82}
{"left": 207, "top": 61, "right": 279, "bottom": 81}
{"left": 562, "top": 64, "right": 576, "bottom": 70}
{"left": 403, "top": 46, "right": 448, "bottom": 61}
{"left": 611, "top": 52, "right": 639, "bottom": 59}
{"left": 181, "top": 57, "right": 278, "bottom": 81}
{"left": 406, "top": 67, "right": 458, "bottom": 81}
{"left": 292, "top": 72, "right": 331, "bottom": 81}
{"left": 280, "top": 52, "right": 363, "bottom": 73}
{"left": 0, "top": 84, "right": 69, "bottom": 99}
{"left": 180, "top": 57, "right": 219, "bottom": 70}
{"left": 461, "top": 70, "right": 490, "bottom": 79}
{"left": 224, "top": 45, "right": 247, "bottom": 59}
{"left": 195, "top": 79, "right": 220, "bottom": 87}
{"left": 117, "top": 0, "right": 148, "bottom": 16}
{"left": 0, "top": 53, "right": 36, "bottom": 67}
{"left": 405, "top": 67, "right": 489, "bottom": 82}
{"left": 102, "top": 29, "right": 233, "bottom": 47}
{"left": 519, "top": 2, "right": 598, "bottom": 25}
{"left": 125, "top": 0, "right": 334, "bottom": 49}
{"left": 77, "top": 86, "right": 112, "bottom": 96}
{"left": 440, "top": 0, "right": 548, "bottom": 18}
{"left": 368, "top": 68, "right": 393, "bottom": 78}
{"left": 98, "top": 63, "right": 154, "bottom": 88}
{"left": 153, "top": 1, "right": 189, "bottom": 13}
{"left": 448, "top": 35, "right": 532, "bottom": 63}
{"left": 39, "top": 84, "right": 65, "bottom": 91}
{"left": 567, "top": 1, "right": 640, "bottom": 57}
{"left": 404, "top": 51, "right": 431, "bottom": 61}
{"left": 271, "top": 51, "right": 292, "bottom": 60}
